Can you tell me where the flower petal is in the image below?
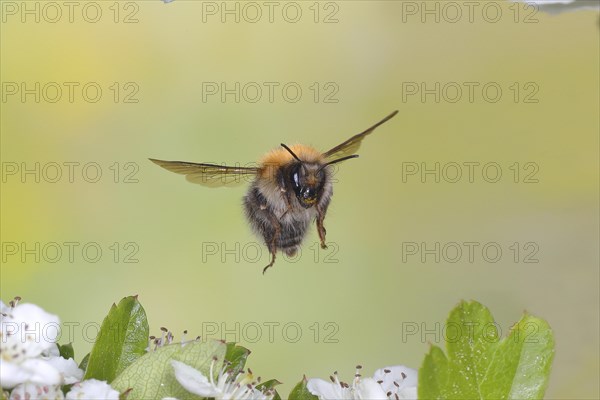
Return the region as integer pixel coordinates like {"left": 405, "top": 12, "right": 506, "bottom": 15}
{"left": 355, "top": 377, "right": 388, "bottom": 400}
{"left": 65, "top": 379, "right": 119, "bottom": 400}
{"left": 42, "top": 344, "right": 60, "bottom": 358}
{"left": 0, "top": 358, "right": 61, "bottom": 389}
{"left": 307, "top": 378, "right": 345, "bottom": 400}
{"left": 1, "top": 359, "right": 31, "bottom": 389}
{"left": 0, "top": 300, "right": 9, "bottom": 315}
{"left": 9, "top": 382, "right": 64, "bottom": 400}
{"left": 170, "top": 360, "right": 219, "bottom": 398}
{"left": 373, "top": 365, "right": 418, "bottom": 393}
{"left": 1, "top": 303, "right": 60, "bottom": 359}
{"left": 398, "top": 386, "right": 418, "bottom": 400}
{"left": 45, "top": 357, "right": 84, "bottom": 385}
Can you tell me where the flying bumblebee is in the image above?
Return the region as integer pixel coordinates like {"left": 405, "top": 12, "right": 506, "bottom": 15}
{"left": 150, "top": 110, "right": 398, "bottom": 273}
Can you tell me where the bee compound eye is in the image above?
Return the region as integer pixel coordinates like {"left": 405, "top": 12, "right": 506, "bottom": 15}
{"left": 304, "top": 188, "right": 315, "bottom": 198}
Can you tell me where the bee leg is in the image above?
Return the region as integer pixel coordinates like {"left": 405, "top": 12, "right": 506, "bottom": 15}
{"left": 262, "top": 251, "right": 276, "bottom": 275}
{"left": 279, "top": 188, "right": 293, "bottom": 220}
{"left": 263, "top": 213, "right": 282, "bottom": 274}
{"left": 316, "top": 207, "right": 328, "bottom": 249}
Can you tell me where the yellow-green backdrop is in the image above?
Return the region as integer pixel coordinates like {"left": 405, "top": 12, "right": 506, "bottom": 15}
{"left": 1, "top": 1, "right": 598, "bottom": 398}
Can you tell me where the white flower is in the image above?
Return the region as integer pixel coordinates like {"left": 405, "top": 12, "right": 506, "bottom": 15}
{"left": 1, "top": 302, "right": 60, "bottom": 360}
{"left": 0, "top": 300, "right": 9, "bottom": 315}
{"left": 42, "top": 344, "right": 60, "bottom": 359}
{"left": 514, "top": 0, "right": 600, "bottom": 14}
{"left": 1, "top": 301, "right": 62, "bottom": 389}
{"left": 373, "top": 366, "right": 418, "bottom": 400}
{"left": 171, "top": 358, "right": 273, "bottom": 400}
{"left": 0, "top": 299, "right": 83, "bottom": 389}
{"left": 1, "top": 358, "right": 62, "bottom": 389}
{"left": 65, "top": 379, "right": 120, "bottom": 400}
{"left": 307, "top": 374, "right": 387, "bottom": 400}
{"left": 8, "top": 382, "right": 64, "bottom": 400}
{"left": 307, "top": 365, "right": 418, "bottom": 400}
{"left": 45, "top": 355, "right": 84, "bottom": 385}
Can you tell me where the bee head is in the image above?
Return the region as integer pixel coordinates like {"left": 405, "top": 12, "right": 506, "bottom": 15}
{"left": 280, "top": 143, "right": 358, "bottom": 209}
{"left": 289, "top": 162, "right": 323, "bottom": 208}
{"left": 280, "top": 144, "right": 325, "bottom": 208}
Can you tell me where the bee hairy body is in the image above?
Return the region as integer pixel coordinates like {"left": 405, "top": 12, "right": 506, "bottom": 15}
{"left": 244, "top": 145, "right": 333, "bottom": 264}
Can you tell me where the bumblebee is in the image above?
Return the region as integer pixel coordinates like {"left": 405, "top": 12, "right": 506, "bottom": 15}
{"left": 150, "top": 110, "right": 398, "bottom": 273}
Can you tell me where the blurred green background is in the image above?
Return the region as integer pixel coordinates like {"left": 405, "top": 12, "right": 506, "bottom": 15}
{"left": 1, "top": 1, "right": 598, "bottom": 398}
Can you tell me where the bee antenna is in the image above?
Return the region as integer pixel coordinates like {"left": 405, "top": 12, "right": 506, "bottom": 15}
{"left": 280, "top": 143, "right": 303, "bottom": 163}
{"left": 318, "top": 155, "right": 359, "bottom": 173}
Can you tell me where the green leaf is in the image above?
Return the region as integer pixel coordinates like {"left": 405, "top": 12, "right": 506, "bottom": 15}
{"left": 256, "top": 378, "right": 282, "bottom": 390}
{"left": 256, "top": 379, "right": 283, "bottom": 400}
{"left": 493, "top": 315, "right": 555, "bottom": 399}
{"left": 84, "top": 296, "right": 149, "bottom": 382}
{"left": 224, "top": 342, "right": 251, "bottom": 377}
{"left": 119, "top": 389, "right": 133, "bottom": 400}
{"left": 419, "top": 345, "right": 448, "bottom": 399}
{"left": 111, "top": 340, "right": 227, "bottom": 400}
{"left": 57, "top": 343, "right": 74, "bottom": 360}
{"left": 288, "top": 377, "right": 318, "bottom": 400}
{"left": 59, "top": 384, "right": 74, "bottom": 397}
{"left": 223, "top": 343, "right": 282, "bottom": 399}
{"left": 418, "top": 300, "right": 555, "bottom": 400}
{"left": 79, "top": 353, "right": 90, "bottom": 371}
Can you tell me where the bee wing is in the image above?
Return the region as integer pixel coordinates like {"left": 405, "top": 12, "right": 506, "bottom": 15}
{"left": 149, "top": 158, "right": 259, "bottom": 187}
{"left": 322, "top": 110, "right": 398, "bottom": 160}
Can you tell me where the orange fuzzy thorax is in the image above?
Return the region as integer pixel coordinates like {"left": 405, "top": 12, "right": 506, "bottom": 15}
{"left": 258, "top": 144, "right": 324, "bottom": 179}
